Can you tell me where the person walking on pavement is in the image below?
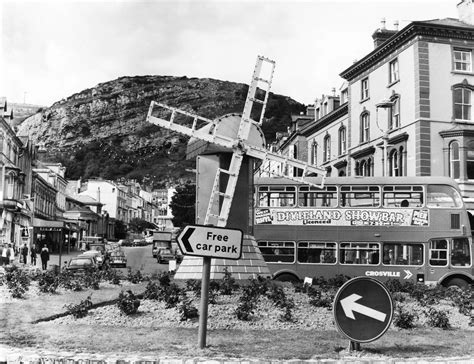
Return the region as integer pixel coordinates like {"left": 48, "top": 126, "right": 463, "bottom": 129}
{"left": 40, "top": 244, "right": 49, "bottom": 270}
{"left": 21, "top": 243, "right": 28, "bottom": 264}
{"left": 30, "top": 245, "right": 37, "bottom": 266}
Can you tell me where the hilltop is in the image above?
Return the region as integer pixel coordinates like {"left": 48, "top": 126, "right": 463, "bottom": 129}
{"left": 17, "top": 75, "right": 305, "bottom": 188}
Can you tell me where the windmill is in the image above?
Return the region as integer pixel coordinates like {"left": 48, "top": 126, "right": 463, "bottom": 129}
{"left": 146, "top": 55, "right": 326, "bottom": 279}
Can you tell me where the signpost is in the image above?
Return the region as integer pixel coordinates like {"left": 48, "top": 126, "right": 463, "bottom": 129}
{"left": 177, "top": 225, "right": 243, "bottom": 348}
{"left": 333, "top": 277, "right": 393, "bottom": 350}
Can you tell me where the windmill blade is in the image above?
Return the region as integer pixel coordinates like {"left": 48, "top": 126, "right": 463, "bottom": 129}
{"left": 237, "top": 56, "right": 276, "bottom": 142}
{"left": 245, "top": 143, "right": 327, "bottom": 175}
{"left": 204, "top": 152, "right": 244, "bottom": 227}
{"left": 147, "top": 101, "right": 235, "bottom": 150}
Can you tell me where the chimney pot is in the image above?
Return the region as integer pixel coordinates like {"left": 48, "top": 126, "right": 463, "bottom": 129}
{"left": 394, "top": 20, "right": 399, "bottom": 30}
{"left": 381, "top": 17, "right": 386, "bottom": 29}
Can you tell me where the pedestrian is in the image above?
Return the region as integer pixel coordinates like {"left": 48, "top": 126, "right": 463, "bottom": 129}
{"left": 30, "top": 245, "right": 37, "bottom": 266}
{"left": 21, "top": 243, "right": 28, "bottom": 264}
{"left": 40, "top": 244, "right": 49, "bottom": 270}
{"left": 8, "top": 243, "right": 14, "bottom": 265}
{"left": 0, "top": 244, "right": 7, "bottom": 265}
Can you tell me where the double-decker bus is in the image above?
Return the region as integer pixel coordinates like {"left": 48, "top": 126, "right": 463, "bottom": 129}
{"left": 254, "top": 176, "right": 473, "bottom": 288}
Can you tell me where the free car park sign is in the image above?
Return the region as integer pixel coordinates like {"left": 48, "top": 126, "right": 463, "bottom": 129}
{"left": 333, "top": 277, "right": 393, "bottom": 343}
{"left": 177, "top": 225, "right": 243, "bottom": 260}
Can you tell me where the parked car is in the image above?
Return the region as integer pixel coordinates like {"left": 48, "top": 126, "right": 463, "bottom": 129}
{"left": 65, "top": 256, "right": 98, "bottom": 273}
{"left": 118, "top": 239, "right": 133, "bottom": 247}
{"left": 109, "top": 250, "right": 127, "bottom": 268}
{"left": 132, "top": 239, "right": 146, "bottom": 247}
{"left": 80, "top": 250, "right": 107, "bottom": 269}
{"left": 156, "top": 248, "right": 181, "bottom": 264}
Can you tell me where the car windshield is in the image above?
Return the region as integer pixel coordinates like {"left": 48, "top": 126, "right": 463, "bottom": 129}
{"left": 110, "top": 252, "right": 124, "bottom": 257}
{"left": 69, "top": 258, "right": 93, "bottom": 266}
{"left": 161, "top": 249, "right": 172, "bottom": 254}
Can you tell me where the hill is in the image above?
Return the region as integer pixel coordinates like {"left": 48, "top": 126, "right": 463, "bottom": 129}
{"left": 17, "top": 75, "right": 305, "bottom": 188}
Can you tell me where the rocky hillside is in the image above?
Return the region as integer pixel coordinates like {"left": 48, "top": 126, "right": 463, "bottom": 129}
{"left": 17, "top": 75, "right": 305, "bottom": 188}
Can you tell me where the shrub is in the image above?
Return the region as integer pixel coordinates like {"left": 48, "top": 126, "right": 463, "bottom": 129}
{"left": 178, "top": 297, "right": 199, "bottom": 321}
{"left": 160, "top": 283, "right": 184, "bottom": 309}
{"left": 2, "top": 265, "right": 30, "bottom": 298}
{"left": 65, "top": 295, "right": 93, "bottom": 319}
{"left": 143, "top": 280, "right": 160, "bottom": 300}
{"left": 394, "top": 306, "right": 417, "bottom": 329}
{"left": 38, "top": 270, "right": 59, "bottom": 293}
{"left": 127, "top": 268, "right": 144, "bottom": 284}
{"left": 308, "top": 289, "right": 333, "bottom": 309}
{"left": 157, "top": 271, "right": 172, "bottom": 287}
{"left": 58, "top": 271, "right": 83, "bottom": 291}
{"left": 220, "top": 267, "right": 238, "bottom": 295}
{"left": 101, "top": 269, "right": 122, "bottom": 285}
{"left": 235, "top": 299, "right": 255, "bottom": 321}
{"left": 117, "top": 290, "right": 140, "bottom": 315}
{"left": 425, "top": 307, "right": 451, "bottom": 329}
{"left": 447, "top": 287, "right": 473, "bottom": 316}
{"left": 186, "top": 279, "right": 201, "bottom": 297}
{"left": 81, "top": 268, "right": 101, "bottom": 290}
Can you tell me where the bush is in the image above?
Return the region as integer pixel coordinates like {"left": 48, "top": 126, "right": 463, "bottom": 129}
{"left": 178, "top": 297, "right": 199, "bottom": 321}
{"left": 65, "top": 295, "right": 93, "bottom": 319}
{"left": 157, "top": 271, "right": 172, "bottom": 287}
{"left": 117, "top": 290, "right": 140, "bottom": 315}
{"left": 101, "top": 269, "right": 122, "bottom": 285}
{"left": 143, "top": 280, "right": 161, "bottom": 300}
{"left": 58, "top": 271, "right": 83, "bottom": 291}
{"left": 2, "top": 265, "right": 30, "bottom": 298}
{"left": 186, "top": 279, "right": 201, "bottom": 297}
{"left": 220, "top": 267, "right": 238, "bottom": 295}
{"left": 447, "top": 287, "right": 473, "bottom": 316}
{"left": 159, "top": 283, "right": 184, "bottom": 309}
{"left": 81, "top": 268, "right": 101, "bottom": 290}
{"left": 38, "top": 270, "right": 59, "bottom": 293}
{"left": 425, "top": 307, "right": 451, "bottom": 329}
{"left": 394, "top": 305, "right": 417, "bottom": 329}
{"left": 127, "top": 268, "right": 144, "bottom": 284}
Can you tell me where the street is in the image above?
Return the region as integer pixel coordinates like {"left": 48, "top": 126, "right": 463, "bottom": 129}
{"left": 49, "top": 245, "right": 172, "bottom": 276}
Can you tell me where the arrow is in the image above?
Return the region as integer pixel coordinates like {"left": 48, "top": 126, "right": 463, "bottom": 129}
{"left": 181, "top": 227, "right": 195, "bottom": 253}
{"left": 404, "top": 270, "right": 413, "bottom": 280}
{"left": 340, "top": 294, "right": 387, "bottom": 322}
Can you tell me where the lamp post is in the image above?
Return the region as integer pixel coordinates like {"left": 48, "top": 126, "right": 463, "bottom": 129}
{"left": 375, "top": 100, "right": 394, "bottom": 177}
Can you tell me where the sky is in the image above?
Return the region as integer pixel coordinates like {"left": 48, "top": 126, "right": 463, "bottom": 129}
{"left": 0, "top": 0, "right": 460, "bottom": 107}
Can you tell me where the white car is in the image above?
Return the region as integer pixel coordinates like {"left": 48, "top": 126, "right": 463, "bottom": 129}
{"left": 80, "top": 250, "right": 105, "bottom": 267}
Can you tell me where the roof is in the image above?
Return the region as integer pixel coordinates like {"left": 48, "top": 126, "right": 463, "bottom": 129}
{"left": 340, "top": 18, "right": 474, "bottom": 80}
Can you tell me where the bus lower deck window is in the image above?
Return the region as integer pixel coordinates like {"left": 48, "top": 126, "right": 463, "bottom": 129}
{"left": 383, "top": 243, "right": 424, "bottom": 265}
{"left": 340, "top": 243, "right": 380, "bottom": 265}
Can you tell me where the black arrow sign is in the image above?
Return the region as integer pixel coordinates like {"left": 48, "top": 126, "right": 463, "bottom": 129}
{"left": 181, "top": 227, "right": 195, "bottom": 253}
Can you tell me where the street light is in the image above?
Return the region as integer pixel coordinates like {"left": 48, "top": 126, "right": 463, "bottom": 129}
{"left": 375, "top": 100, "right": 394, "bottom": 176}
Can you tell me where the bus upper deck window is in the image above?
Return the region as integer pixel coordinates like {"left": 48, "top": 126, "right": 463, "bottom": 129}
{"left": 427, "top": 185, "right": 463, "bottom": 208}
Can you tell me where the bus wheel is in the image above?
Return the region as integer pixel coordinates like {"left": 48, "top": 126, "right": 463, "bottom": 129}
{"left": 275, "top": 273, "right": 299, "bottom": 283}
{"left": 445, "top": 278, "right": 469, "bottom": 289}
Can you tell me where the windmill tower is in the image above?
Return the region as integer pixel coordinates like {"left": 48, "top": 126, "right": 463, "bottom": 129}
{"left": 147, "top": 56, "right": 326, "bottom": 280}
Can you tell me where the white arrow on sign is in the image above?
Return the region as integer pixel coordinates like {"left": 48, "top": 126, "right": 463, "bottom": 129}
{"left": 404, "top": 270, "right": 413, "bottom": 280}
{"left": 340, "top": 294, "right": 387, "bottom": 322}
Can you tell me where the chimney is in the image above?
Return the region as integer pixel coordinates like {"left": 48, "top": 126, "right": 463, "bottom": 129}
{"left": 458, "top": 0, "right": 474, "bottom": 25}
{"left": 372, "top": 18, "right": 398, "bottom": 48}
{"left": 394, "top": 20, "right": 399, "bottom": 31}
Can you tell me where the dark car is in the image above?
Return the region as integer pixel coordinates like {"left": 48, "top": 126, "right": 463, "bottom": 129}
{"left": 65, "top": 256, "right": 98, "bottom": 273}
{"left": 109, "top": 250, "right": 127, "bottom": 268}
{"left": 157, "top": 248, "right": 181, "bottom": 264}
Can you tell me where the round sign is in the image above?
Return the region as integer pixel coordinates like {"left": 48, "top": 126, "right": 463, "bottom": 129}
{"left": 333, "top": 277, "right": 393, "bottom": 343}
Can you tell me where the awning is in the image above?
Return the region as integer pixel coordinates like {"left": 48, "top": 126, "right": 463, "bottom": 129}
{"left": 33, "top": 218, "right": 65, "bottom": 231}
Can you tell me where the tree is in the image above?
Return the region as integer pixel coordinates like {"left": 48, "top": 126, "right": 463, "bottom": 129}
{"left": 114, "top": 220, "right": 128, "bottom": 239}
{"left": 128, "top": 218, "right": 156, "bottom": 234}
{"left": 170, "top": 182, "right": 196, "bottom": 227}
